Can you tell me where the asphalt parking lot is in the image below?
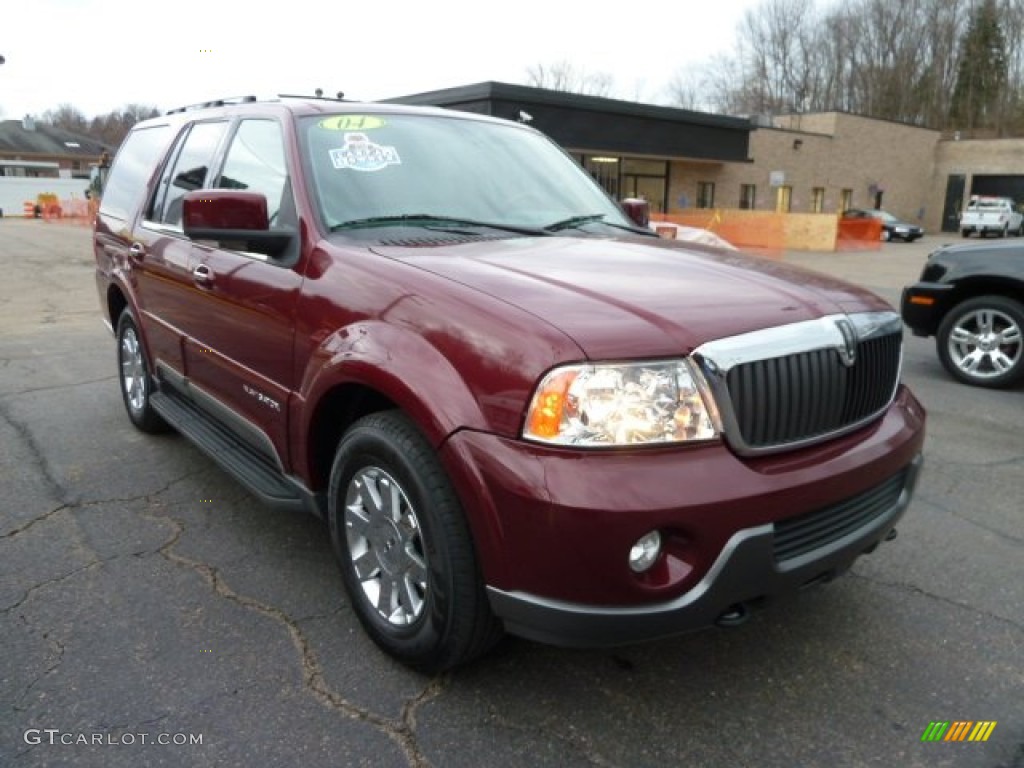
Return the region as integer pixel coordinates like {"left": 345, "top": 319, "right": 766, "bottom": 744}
{"left": 1, "top": 220, "right": 1021, "bottom": 768}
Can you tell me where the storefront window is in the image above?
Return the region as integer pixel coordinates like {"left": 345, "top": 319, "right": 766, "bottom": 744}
{"left": 739, "top": 184, "right": 756, "bottom": 210}
{"left": 775, "top": 185, "right": 792, "bottom": 213}
{"left": 584, "top": 156, "right": 620, "bottom": 200}
{"left": 812, "top": 187, "right": 825, "bottom": 213}
{"left": 582, "top": 155, "right": 668, "bottom": 213}
{"left": 697, "top": 181, "right": 715, "bottom": 209}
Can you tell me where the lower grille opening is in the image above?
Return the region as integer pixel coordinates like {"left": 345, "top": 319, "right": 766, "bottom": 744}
{"left": 773, "top": 468, "right": 908, "bottom": 563}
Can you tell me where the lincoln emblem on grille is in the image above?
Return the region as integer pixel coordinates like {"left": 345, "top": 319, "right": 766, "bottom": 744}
{"left": 835, "top": 317, "right": 858, "bottom": 367}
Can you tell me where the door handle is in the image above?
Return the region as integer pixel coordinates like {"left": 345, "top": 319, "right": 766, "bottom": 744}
{"left": 192, "top": 264, "right": 214, "bottom": 286}
{"left": 128, "top": 243, "right": 145, "bottom": 263}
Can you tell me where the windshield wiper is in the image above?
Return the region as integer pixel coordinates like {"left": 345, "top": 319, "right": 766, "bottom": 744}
{"left": 544, "top": 214, "right": 607, "bottom": 231}
{"left": 330, "top": 214, "right": 549, "bottom": 237}
{"left": 544, "top": 214, "right": 658, "bottom": 237}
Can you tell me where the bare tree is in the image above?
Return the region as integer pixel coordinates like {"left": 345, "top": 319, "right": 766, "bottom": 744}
{"left": 41, "top": 103, "right": 89, "bottom": 133}
{"left": 89, "top": 104, "right": 160, "bottom": 147}
{"left": 692, "top": 0, "right": 1020, "bottom": 133}
{"left": 664, "top": 68, "right": 708, "bottom": 111}
{"left": 733, "top": 0, "right": 820, "bottom": 114}
{"left": 525, "top": 60, "right": 614, "bottom": 97}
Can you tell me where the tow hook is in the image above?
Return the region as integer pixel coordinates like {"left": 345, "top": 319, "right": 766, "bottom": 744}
{"left": 716, "top": 603, "right": 750, "bottom": 628}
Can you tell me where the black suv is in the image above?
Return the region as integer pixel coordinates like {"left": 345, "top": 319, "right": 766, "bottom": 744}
{"left": 902, "top": 239, "right": 1024, "bottom": 387}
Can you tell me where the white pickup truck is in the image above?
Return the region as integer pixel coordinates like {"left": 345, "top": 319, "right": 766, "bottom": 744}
{"left": 960, "top": 196, "right": 1023, "bottom": 238}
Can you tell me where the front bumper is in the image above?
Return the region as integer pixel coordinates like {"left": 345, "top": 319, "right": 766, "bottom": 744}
{"left": 901, "top": 281, "right": 954, "bottom": 337}
{"left": 440, "top": 387, "right": 926, "bottom": 647}
{"left": 488, "top": 455, "right": 921, "bottom": 647}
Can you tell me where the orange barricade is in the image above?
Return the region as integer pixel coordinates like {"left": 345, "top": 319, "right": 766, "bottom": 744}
{"left": 650, "top": 210, "right": 882, "bottom": 254}
{"left": 836, "top": 218, "right": 882, "bottom": 251}
{"left": 651, "top": 210, "right": 792, "bottom": 258}
{"left": 41, "top": 197, "right": 96, "bottom": 226}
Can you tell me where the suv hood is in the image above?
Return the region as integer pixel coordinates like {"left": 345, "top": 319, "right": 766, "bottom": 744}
{"left": 371, "top": 236, "right": 892, "bottom": 359}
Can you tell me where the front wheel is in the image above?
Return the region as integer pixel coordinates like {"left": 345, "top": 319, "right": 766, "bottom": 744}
{"left": 936, "top": 296, "right": 1024, "bottom": 388}
{"left": 327, "top": 411, "right": 502, "bottom": 673}
{"left": 116, "top": 309, "right": 170, "bottom": 433}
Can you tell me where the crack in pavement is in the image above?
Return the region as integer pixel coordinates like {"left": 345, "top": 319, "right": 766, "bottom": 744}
{"left": 1, "top": 471, "right": 203, "bottom": 540}
{"left": 915, "top": 492, "right": 1024, "bottom": 546}
{"left": 0, "top": 401, "right": 72, "bottom": 504}
{"left": 143, "top": 503, "right": 448, "bottom": 767}
{"left": 10, "top": 614, "right": 66, "bottom": 716}
{"left": 849, "top": 571, "right": 1024, "bottom": 631}
{"left": 1, "top": 503, "right": 70, "bottom": 540}
{"left": 928, "top": 452, "right": 1024, "bottom": 470}
{"left": 471, "top": 707, "right": 619, "bottom": 767}
{"left": 1, "top": 559, "right": 105, "bottom": 618}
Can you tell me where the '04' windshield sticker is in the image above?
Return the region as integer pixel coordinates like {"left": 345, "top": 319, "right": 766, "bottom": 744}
{"left": 319, "top": 115, "right": 386, "bottom": 131}
{"left": 330, "top": 133, "right": 401, "bottom": 172}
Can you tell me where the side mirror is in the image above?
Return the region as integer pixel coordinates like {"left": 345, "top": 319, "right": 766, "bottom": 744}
{"left": 620, "top": 197, "right": 650, "bottom": 229}
{"left": 183, "top": 190, "right": 294, "bottom": 258}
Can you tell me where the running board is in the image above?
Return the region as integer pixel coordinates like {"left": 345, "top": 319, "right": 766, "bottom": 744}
{"left": 151, "top": 389, "right": 310, "bottom": 513}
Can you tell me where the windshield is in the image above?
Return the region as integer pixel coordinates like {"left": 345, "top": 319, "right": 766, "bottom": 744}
{"left": 300, "top": 112, "right": 634, "bottom": 233}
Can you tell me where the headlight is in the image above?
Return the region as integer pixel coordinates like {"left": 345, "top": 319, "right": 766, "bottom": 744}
{"left": 523, "top": 359, "right": 720, "bottom": 447}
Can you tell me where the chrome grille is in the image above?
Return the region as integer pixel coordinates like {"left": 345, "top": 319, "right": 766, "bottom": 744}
{"left": 726, "top": 333, "right": 902, "bottom": 448}
{"left": 696, "top": 312, "right": 903, "bottom": 455}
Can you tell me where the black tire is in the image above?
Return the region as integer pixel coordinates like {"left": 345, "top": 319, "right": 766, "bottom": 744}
{"left": 1000, "top": 224, "right": 1009, "bottom": 238}
{"left": 327, "top": 411, "right": 502, "bottom": 673}
{"left": 880, "top": 228, "right": 891, "bottom": 242}
{"left": 961, "top": 229, "right": 970, "bottom": 238}
{"left": 936, "top": 296, "right": 1024, "bottom": 388}
{"left": 116, "top": 309, "right": 170, "bottom": 433}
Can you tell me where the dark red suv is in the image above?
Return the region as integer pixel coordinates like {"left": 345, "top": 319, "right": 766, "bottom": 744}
{"left": 94, "top": 96, "right": 926, "bottom": 672}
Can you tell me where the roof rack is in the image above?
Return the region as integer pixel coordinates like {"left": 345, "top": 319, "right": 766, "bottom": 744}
{"left": 165, "top": 95, "right": 258, "bottom": 114}
{"left": 278, "top": 89, "right": 347, "bottom": 102}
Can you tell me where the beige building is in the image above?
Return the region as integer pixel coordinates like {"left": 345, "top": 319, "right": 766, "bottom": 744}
{"left": 670, "top": 113, "right": 942, "bottom": 231}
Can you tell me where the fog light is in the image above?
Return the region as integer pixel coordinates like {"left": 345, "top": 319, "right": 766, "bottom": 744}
{"left": 629, "top": 531, "right": 662, "bottom": 573}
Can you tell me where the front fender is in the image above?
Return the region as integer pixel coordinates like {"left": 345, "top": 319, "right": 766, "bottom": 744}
{"left": 297, "top": 320, "right": 493, "bottom": 449}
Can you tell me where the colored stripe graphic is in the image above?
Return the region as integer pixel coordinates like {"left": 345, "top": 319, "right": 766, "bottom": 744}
{"left": 969, "top": 722, "right": 997, "bottom": 742}
{"left": 945, "top": 721, "right": 973, "bottom": 741}
{"left": 921, "top": 720, "right": 997, "bottom": 742}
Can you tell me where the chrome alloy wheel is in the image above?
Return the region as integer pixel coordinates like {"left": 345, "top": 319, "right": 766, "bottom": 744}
{"left": 345, "top": 466, "right": 428, "bottom": 626}
{"left": 947, "top": 307, "right": 1022, "bottom": 380}
{"left": 120, "top": 326, "right": 147, "bottom": 413}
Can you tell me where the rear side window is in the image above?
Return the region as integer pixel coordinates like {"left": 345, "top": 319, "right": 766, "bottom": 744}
{"left": 99, "top": 125, "right": 173, "bottom": 222}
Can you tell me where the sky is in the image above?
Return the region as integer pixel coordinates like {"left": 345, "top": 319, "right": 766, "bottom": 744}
{"left": 1, "top": 0, "right": 758, "bottom": 120}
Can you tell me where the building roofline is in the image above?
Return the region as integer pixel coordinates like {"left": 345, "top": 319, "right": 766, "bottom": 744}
{"left": 386, "top": 81, "right": 752, "bottom": 132}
